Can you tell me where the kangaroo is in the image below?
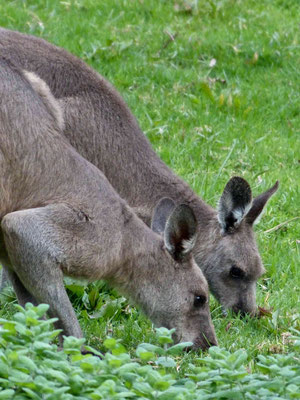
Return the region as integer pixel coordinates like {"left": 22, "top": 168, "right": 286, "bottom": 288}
{"left": 0, "top": 27, "right": 278, "bottom": 316}
{"left": 0, "top": 58, "right": 217, "bottom": 349}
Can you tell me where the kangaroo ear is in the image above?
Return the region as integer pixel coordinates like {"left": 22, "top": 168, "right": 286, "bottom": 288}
{"left": 164, "top": 204, "right": 197, "bottom": 261}
{"left": 151, "top": 198, "right": 176, "bottom": 235}
{"left": 218, "top": 177, "right": 252, "bottom": 233}
{"left": 246, "top": 181, "right": 279, "bottom": 225}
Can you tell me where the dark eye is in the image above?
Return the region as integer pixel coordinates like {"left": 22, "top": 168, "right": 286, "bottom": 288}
{"left": 230, "top": 266, "right": 245, "bottom": 279}
{"left": 193, "top": 295, "right": 207, "bottom": 308}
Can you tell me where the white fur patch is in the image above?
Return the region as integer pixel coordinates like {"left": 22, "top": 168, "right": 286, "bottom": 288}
{"left": 232, "top": 201, "right": 252, "bottom": 226}
{"left": 182, "top": 235, "right": 197, "bottom": 254}
{"left": 23, "top": 71, "right": 64, "bottom": 131}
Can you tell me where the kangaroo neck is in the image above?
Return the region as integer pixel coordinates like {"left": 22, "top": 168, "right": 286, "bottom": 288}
{"left": 113, "top": 140, "right": 214, "bottom": 227}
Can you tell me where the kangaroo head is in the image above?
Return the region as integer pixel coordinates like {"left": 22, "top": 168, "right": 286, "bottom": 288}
{"left": 135, "top": 198, "right": 217, "bottom": 350}
{"left": 195, "top": 177, "right": 279, "bottom": 316}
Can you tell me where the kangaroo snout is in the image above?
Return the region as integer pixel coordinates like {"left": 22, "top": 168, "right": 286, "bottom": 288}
{"left": 192, "top": 332, "right": 218, "bottom": 351}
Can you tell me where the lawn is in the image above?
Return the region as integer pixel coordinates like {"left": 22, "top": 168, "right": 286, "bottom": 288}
{"left": 0, "top": 0, "right": 299, "bottom": 396}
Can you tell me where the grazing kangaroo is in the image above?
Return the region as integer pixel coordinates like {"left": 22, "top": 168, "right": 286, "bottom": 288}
{"left": 0, "top": 28, "right": 278, "bottom": 316}
{"left": 0, "top": 58, "right": 217, "bottom": 349}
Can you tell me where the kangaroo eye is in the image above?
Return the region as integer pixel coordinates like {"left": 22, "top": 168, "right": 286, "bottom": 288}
{"left": 230, "top": 266, "right": 245, "bottom": 279}
{"left": 194, "top": 295, "right": 207, "bottom": 308}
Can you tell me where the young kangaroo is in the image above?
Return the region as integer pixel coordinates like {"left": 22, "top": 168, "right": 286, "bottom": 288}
{"left": 0, "top": 28, "right": 278, "bottom": 316}
{"left": 0, "top": 58, "right": 217, "bottom": 349}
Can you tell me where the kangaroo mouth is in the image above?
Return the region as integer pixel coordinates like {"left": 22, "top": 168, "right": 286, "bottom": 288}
{"left": 173, "top": 330, "right": 217, "bottom": 351}
{"left": 223, "top": 305, "right": 257, "bottom": 318}
{"left": 192, "top": 334, "right": 218, "bottom": 351}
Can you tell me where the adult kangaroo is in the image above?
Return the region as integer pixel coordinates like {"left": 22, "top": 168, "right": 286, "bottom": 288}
{"left": 0, "top": 27, "right": 278, "bottom": 315}
{"left": 0, "top": 58, "right": 217, "bottom": 349}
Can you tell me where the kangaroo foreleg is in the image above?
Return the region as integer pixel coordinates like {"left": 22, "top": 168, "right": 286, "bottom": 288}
{"left": 1, "top": 205, "right": 82, "bottom": 339}
{"left": 0, "top": 267, "right": 10, "bottom": 292}
{"left": 0, "top": 247, "right": 37, "bottom": 304}
{"left": 6, "top": 267, "right": 39, "bottom": 306}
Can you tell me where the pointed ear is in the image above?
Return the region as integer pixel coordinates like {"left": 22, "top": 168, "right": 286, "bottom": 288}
{"left": 151, "top": 198, "right": 176, "bottom": 235}
{"left": 246, "top": 181, "right": 279, "bottom": 225}
{"left": 218, "top": 177, "right": 252, "bottom": 233}
{"left": 164, "top": 204, "right": 197, "bottom": 261}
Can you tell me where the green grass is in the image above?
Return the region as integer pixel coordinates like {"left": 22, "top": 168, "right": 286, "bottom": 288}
{"left": 0, "top": 0, "right": 299, "bottom": 378}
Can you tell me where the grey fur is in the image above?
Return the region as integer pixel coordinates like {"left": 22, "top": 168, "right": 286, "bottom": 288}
{"left": 0, "top": 58, "right": 217, "bottom": 349}
{"left": 0, "top": 27, "right": 279, "bottom": 315}
{"left": 151, "top": 198, "right": 176, "bottom": 235}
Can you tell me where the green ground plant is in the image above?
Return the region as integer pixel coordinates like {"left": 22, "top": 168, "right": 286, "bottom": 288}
{"left": 0, "top": 304, "right": 299, "bottom": 399}
{"left": 0, "top": 0, "right": 299, "bottom": 396}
